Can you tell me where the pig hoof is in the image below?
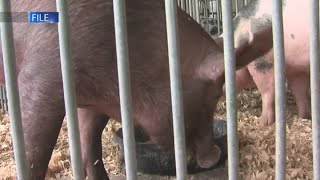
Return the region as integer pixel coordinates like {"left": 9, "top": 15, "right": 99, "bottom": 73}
{"left": 259, "top": 117, "right": 275, "bottom": 127}
{"left": 299, "top": 112, "right": 311, "bottom": 120}
{"left": 197, "top": 144, "right": 221, "bottom": 169}
{"left": 222, "top": 84, "right": 226, "bottom": 94}
{"left": 305, "top": 114, "right": 311, "bottom": 120}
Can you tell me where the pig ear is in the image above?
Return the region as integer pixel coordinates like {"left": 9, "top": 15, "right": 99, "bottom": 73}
{"left": 196, "top": 52, "right": 225, "bottom": 82}
{"left": 197, "top": 28, "right": 273, "bottom": 82}
{"left": 234, "top": 27, "right": 273, "bottom": 70}
{"left": 212, "top": 36, "right": 224, "bottom": 50}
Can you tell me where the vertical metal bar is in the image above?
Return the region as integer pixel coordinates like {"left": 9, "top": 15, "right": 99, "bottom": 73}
{"left": 217, "top": 0, "right": 221, "bottom": 35}
{"left": 113, "top": 0, "right": 138, "bottom": 179}
{"left": 310, "top": 0, "right": 320, "bottom": 179}
{"left": 244, "top": 0, "right": 248, "bottom": 6}
{"left": 191, "top": 0, "right": 195, "bottom": 19}
{"left": 192, "top": 0, "right": 196, "bottom": 20}
{"left": 4, "top": 86, "right": 8, "bottom": 112}
{"left": 271, "top": 0, "right": 286, "bottom": 179}
{"left": 56, "top": 0, "right": 85, "bottom": 179}
{"left": 235, "top": 0, "right": 239, "bottom": 14}
{"left": 185, "top": 0, "right": 188, "bottom": 13}
{"left": 0, "top": 87, "right": 4, "bottom": 113}
{"left": 0, "top": 1, "right": 29, "bottom": 179}
{"left": 207, "top": 0, "right": 210, "bottom": 32}
{"left": 1, "top": 87, "right": 6, "bottom": 112}
{"left": 164, "top": 0, "right": 188, "bottom": 179}
{"left": 2, "top": 86, "right": 6, "bottom": 113}
{"left": 200, "top": 0, "right": 204, "bottom": 27}
{"left": 195, "top": 0, "right": 200, "bottom": 23}
{"left": 210, "top": 0, "right": 214, "bottom": 19}
{"left": 204, "top": 0, "right": 209, "bottom": 32}
{"left": 189, "top": 0, "right": 192, "bottom": 17}
{"left": 181, "top": 0, "right": 186, "bottom": 11}
{"left": 191, "top": 0, "right": 193, "bottom": 16}
{"left": 221, "top": 0, "right": 239, "bottom": 179}
{"left": 2, "top": 86, "right": 7, "bottom": 112}
{"left": 189, "top": 0, "right": 193, "bottom": 17}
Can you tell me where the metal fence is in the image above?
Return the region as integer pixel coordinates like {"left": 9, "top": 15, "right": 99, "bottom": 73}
{"left": 0, "top": 86, "right": 8, "bottom": 113}
{"left": 0, "top": 0, "right": 319, "bottom": 180}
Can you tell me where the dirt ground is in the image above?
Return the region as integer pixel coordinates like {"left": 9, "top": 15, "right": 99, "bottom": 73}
{"left": 0, "top": 88, "right": 313, "bottom": 180}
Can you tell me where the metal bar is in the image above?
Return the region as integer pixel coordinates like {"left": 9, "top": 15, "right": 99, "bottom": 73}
{"left": 271, "top": 0, "right": 286, "bottom": 179}
{"left": 1, "top": 87, "right": 6, "bottom": 112}
{"left": 113, "top": 0, "right": 138, "bottom": 179}
{"left": 204, "top": 0, "right": 209, "bottom": 32}
{"left": 4, "top": 86, "right": 8, "bottom": 112}
{"left": 192, "top": 0, "right": 197, "bottom": 20}
{"left": 164, "top": 0, "right": 188, "bottom": 179}
{"left": 210, "top": 0, "right": 214, "bottom": 23}
{"left": 221, "top": 0, "right": 239, "bottom": 179}
{"left": 200, "top": 0, "right": 204, "bottom": 28}
{"left": 310, "top": 0, "right": 320, "bottom": 179}
{"left": 195, "top": 0, "right": 200, "bottom": 23}
{"left": 181, "top": 0, "right": 186, "bottom": 11}
{"left": 189, "top": 0, "right": 193, "bottom": 17}
{"left": 191, "top": 0, "right": 194, "bottom": 18}
{"left": 186, "top": 0, "right": 190, "bottom": 14}
{"left": 217, "top": 0, "right": 221, "bottom": 35}
{"left": 0, "top": 1, "right": 29, "bottom": 179}
{"left": 235, "top": 0, "right": 239, "bottom": 14}
{"left": 56, "top": 0, "right": 85, "bottom": 179}
{"left": 0, "top": 87, "right": 4, "bottom": 113}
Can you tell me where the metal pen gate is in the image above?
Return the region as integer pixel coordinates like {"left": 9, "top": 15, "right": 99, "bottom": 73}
{"left": 0, "top": 0, "right": 319, "bottom": 179}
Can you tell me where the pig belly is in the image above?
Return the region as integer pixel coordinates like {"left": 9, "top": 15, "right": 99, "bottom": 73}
{"left": 283, "top": 0, "right": 312, "bottom": 71}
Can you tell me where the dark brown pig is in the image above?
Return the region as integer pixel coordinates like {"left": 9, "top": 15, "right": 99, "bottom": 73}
{"left": 7, "top": 0, "right": 260, "bottom": 179}
{"left": 214, "top": 0, "right": 312, "bottom": 126}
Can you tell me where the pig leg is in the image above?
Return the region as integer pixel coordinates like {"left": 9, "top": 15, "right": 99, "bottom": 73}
{"left": 18, "top": 73, "right": 65, "bottom": 179}
{"left": 247, "top": 59, "right": 275, "bottom": 126}
{"left": 287, "top": 72, "right": 311, "bottom": 120}
{"left": 235, "top": 66, "right": 256, "bottom": 91}
{"left": 223, "top": 67, "right": 255, "bottom": 94}
{"left": 194, "top": 117, "right": 221, "bottom": 169}
{"left": 78, "top": 108, "right": 109, "bottom": 179}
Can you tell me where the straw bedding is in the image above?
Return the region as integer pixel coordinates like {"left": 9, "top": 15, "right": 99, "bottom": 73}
{"left": 0, "top": 88, "right": 313, "bottom": 179}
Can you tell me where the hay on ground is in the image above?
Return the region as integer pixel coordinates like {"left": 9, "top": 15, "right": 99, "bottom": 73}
{"left": 0, "top": 88, "right": 313, "bottom": 179}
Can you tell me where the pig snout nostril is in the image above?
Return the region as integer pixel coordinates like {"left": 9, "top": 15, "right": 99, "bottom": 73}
{"left": 196, "top": 144, "right": 222, "bottom": 169}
